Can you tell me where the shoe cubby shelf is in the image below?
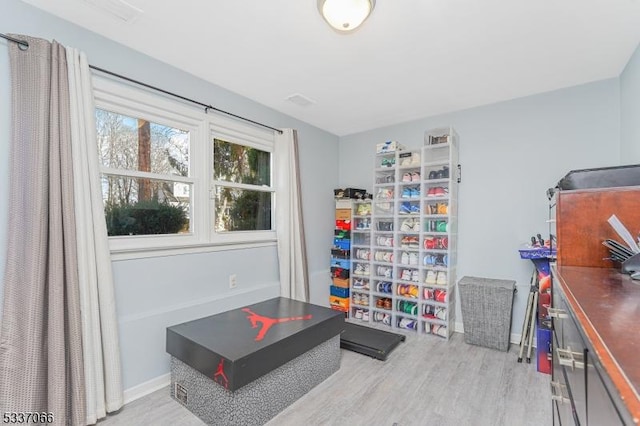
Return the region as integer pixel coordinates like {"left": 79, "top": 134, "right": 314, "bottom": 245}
{"left": 348, "top": 127, "right": 460, "bottom": 340}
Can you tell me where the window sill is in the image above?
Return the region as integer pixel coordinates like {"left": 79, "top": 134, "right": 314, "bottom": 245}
{"left": 110, "top": 239, "right": 277, "bottom": 261}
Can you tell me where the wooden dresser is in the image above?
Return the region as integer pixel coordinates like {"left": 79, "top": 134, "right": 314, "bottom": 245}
{"left": 551, "top": 186, "right": 640, "bottom": 425}
{"left": 552, "top": 265, "right": 639, "bottom": 425}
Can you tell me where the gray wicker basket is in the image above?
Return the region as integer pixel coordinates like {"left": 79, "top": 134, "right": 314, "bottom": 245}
{"left": 458, "top": 276, "right": 516, "bottom": 352}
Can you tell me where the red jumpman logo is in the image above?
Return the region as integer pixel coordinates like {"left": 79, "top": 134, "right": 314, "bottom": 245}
{"left": 242, "top": 308, "right": 312, "bottom": 341}
{"left": 213, "top": 358, "right": 229, "bottom": 389}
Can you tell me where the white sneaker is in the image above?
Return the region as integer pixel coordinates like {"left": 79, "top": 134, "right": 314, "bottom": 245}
{"left": 435, "top": 307, "right": 447, "bottom": 320}
{"left": 411, "top": 270, "right": 419, "bottom": 282}
{"left": 401, "top": 269, "right": 411, "bottom": 281}
{"left": 425, "top": 270, "right": 437, "bottom": 284}
{"left": 354, "top": 308, "right": 363, "bottom": 319}
{"left": 362, "top": 310, "right": 370, "bottom": 321}
{"left": 400, "top": 219, "right": 411, "bottom": 232}
{"left": 409, "top": 253, "right": 418, "bottom": 266}
{"left": 400, "top": 251, "right": 409, "bottom": 265}
{"left": 436, "top": 271, "right": 447, "bottom": 285}
{"left": 432, "top": 325, "right": 448, "bottom": 338}
{"left": 363, "top": 264, "right": 370, "bottom": 275}
{"left": 399, "top": 318, "right": 416, "bottom": 330}
{"left": 411, "top": 152, "right": 421, "bottom": 165}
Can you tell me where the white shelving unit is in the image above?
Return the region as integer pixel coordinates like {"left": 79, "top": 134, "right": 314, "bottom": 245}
{"left": 350, "top": 128, "right": 459, "bottom": 339}
{"left": 349, "top": 200, "right": 372, "bottom": 323}
{"left": 420, "top": 126, "right": 459, "bottom": 339}
{"left": 370, "top": 150, "right": 399, "bottom": 328}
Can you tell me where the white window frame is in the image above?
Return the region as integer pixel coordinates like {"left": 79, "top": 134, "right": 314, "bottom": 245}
{"left": 209, "top": 114, "right": 277, "bottom": 245}
{"left": 92, "top": 75, "right": 277, "bottom": 259}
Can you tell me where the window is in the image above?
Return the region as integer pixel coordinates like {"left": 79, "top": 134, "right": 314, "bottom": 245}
{"left": 96, "top": 109, "right": 192, "bottom": 236}
{"left": 212, "top": 138, "right": 273, "bottom": 232}
{"left": 92, "top": 76, "right": 277, "bottom": 257}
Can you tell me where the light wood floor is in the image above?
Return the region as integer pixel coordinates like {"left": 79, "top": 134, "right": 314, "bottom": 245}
{"left": 98, "top": 331, "right": 551, "bottom": 426}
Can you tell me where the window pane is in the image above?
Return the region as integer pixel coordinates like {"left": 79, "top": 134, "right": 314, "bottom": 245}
{"left": 102, "top": 175, "right": 191, "bottom": 236}
{"left": 215, "top": 186, "right": 272, "bottom": 232}
{"left": 213, "top": 139, "right": 271, "bottom": 186}
{"left": 96, "top": 109, "right": 190, "bottom": 177}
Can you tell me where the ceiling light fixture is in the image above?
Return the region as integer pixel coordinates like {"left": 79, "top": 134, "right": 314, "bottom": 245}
{"left": 317, "top": 0, "right": 376, "bottom": 33}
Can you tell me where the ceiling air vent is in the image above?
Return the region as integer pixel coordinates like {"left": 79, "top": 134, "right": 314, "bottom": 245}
{"left": 286, "top": 93, "right": 316, "bottom": 107}
{"left": 84, "top": 0, "right": 143, "bottom": 23}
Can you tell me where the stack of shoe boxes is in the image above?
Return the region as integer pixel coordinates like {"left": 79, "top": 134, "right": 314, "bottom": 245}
{"left": 330, "top": 199, "right": 352, "bottom": 314}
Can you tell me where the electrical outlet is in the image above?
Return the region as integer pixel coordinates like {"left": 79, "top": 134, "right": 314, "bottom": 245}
{"left": 229, "top": 274, "right": 237, "bottom": 289}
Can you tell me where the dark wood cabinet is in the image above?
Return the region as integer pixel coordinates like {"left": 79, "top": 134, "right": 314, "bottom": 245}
{"left": 551, "top": 267, "right": 638, "bottom": 425}
{"left": 586, "top": 350, "right": 625, "bottom": 425}
{"left": 551, "top": 186, "right": 640, "bottom": 425}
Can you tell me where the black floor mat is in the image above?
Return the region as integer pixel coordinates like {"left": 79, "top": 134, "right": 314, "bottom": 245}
{"left": 340, "top": 323, "right": 406, "bottom": 361}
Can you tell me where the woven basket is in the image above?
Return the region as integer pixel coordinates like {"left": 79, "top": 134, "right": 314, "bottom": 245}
{"left": 458, "top": 276, "right": 516, "bottom": 352}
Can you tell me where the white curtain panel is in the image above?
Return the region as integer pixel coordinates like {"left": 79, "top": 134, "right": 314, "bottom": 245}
{"left": 66, "top": 48, "right": 123, "bottom": 423}
{"left": 275, "top": 129, "right": 310, "bottom": 302}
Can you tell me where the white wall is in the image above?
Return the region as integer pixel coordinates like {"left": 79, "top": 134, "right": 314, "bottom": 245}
{"left": 0, "top": 0, "right": 339, "bottom": 391}
{"left": 621, "top": 41, "right": 640, "bottom": 164}
{"left": 338, "top": 79, "right": 621, "bottom": 336}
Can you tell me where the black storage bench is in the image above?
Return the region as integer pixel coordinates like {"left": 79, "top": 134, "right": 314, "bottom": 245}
{"left": 166, "top": 297, "right": 344, "bottom": 426}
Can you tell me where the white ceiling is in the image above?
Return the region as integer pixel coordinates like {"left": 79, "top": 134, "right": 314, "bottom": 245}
{"left": 21, "top": 0, "right": 640, "bottom": 136}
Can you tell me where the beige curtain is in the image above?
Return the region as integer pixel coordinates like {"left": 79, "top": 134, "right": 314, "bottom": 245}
{"left": 275, "top": 129, "right": 310, "bottom": 302}
{"left": 0, "top": 36, "right": 86, "bottom": 425}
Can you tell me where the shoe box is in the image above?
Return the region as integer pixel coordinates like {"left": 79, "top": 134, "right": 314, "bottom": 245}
{"left": 376, "top": 140, "right": 406, "bottom": 154}
{"left": 331, "top": 267, "right": 349, "bottom": 279}
{"left": 331, "top": 248, "right": 349, "bottom": 259}
{"left": 333, "top": 238, "right": 350, "bottom": 251}
{"left": 330, "top": 285, "right": 350, "bottom": 299}
{"left": 330, "top": 258, "right": 350, "bottom": 270}
{"left": 334, "top": 229, "right": 350, "bottom": 239}
{"left": 334, "top": 188, "right": 367, "bottom": 199}
{"left": 335, "top": 208, "right": 352, "bottom": 221}
{"left": 329, "top": 295, "right": 349, "bottom": 312}
{"left": 332, "top": 277, "right": 349, "bottom": 288}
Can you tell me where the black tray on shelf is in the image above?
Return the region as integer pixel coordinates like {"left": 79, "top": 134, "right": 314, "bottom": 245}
{"left": 556, "top": 164, "right": 640, "bottom": 190}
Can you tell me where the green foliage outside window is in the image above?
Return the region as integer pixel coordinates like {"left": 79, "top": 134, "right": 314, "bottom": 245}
{"left": 105, "top": 198, "right": 188, "bottom": 236}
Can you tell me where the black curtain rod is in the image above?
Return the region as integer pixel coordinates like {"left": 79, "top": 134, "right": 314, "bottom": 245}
{"left": 0, "top": 32, "right": 283, "bottom": 134}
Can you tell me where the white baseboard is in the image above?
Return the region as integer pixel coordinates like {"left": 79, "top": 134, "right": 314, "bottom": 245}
{"left": 123, "top": 373, "right": 171, "bottom": 405}
{"left": 454, "top": 321, "right": 525, "bottom": 346}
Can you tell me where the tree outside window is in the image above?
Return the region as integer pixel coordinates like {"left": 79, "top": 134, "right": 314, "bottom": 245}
{"left": 213, "top": 139, "right": 272, "bottom": 232}
{"left": 95, "top": 109, "right": 191, "bottom": 235}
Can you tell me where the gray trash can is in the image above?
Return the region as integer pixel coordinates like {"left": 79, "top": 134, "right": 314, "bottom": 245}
{"left": 458, "top": 276, "right": 516, "bottom": 352}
